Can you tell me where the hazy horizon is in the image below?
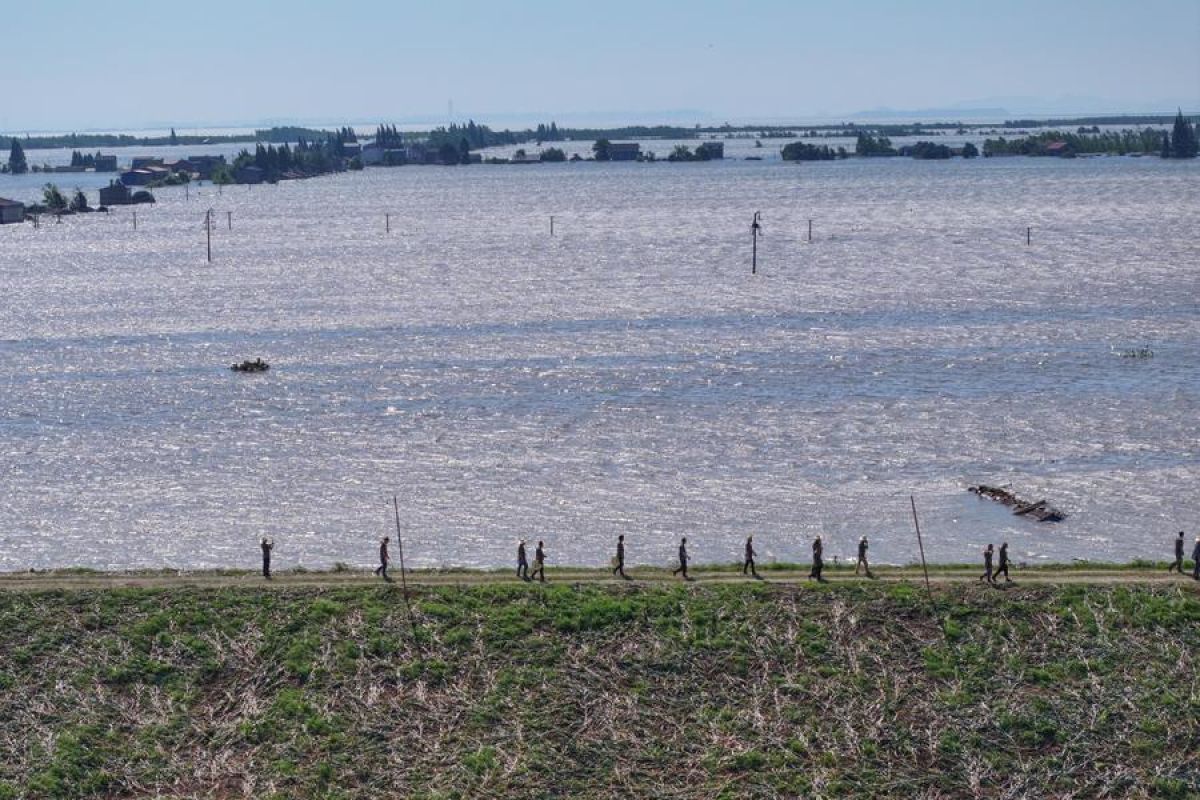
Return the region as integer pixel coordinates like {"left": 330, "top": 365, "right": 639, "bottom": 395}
{"left": 6, "top": 102, "right": 1200, "bottom": 140}
{"left": 2, "top": 0, "right": 1197, "bottom": 133}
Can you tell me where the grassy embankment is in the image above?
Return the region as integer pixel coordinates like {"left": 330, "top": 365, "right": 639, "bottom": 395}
{"left": 0, "top": 574, "right": 1197, "bottom": 798}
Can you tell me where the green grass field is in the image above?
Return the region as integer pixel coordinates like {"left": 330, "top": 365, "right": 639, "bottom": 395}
{"left": 1, "top": 580, "right": 1197, "bottom": 798}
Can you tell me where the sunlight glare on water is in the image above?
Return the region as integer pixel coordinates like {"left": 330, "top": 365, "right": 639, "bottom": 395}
{"left": 1, "top": 155, "right": 1197, "bottom": 570}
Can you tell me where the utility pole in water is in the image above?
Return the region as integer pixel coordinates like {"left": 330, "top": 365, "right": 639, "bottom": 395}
{"left": 750, "top": 211, "right": 762, "bottom": 274}
{"left": 205, "top": 208, "right": 213, "bottom": 263}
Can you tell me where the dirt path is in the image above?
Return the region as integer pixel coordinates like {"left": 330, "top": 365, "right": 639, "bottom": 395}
{"left": 1, "top": 567, "right": 1195, "bottom": 592}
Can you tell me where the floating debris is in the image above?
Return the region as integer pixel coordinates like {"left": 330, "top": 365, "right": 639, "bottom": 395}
{"left": 231, "top": 358, "right": 270, "bottom": 373}
{"left": 969, "top": 484, "right": 1066, "bottom": 522}
{"left": 1115, "top": 347, "right": 1154, "bottom": 359}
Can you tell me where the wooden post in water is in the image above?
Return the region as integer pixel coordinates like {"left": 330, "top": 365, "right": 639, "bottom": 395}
{"left": 808, "top": 218, "right": 813, "bottom": 242}
{"left": 205, "top": 209, "right": 212, "bottom": 264}
{"left": 392, "top": 495, "right": 421, "bottom": 648}
{"left": 132, "top": 211, "right": 136, "bottom": 230}
{"left": 227, "top": 211, "right": 232, "bottom": 230}
{"left": 1026, "top": 226, "right": 1031, "bottom": 246}
{"left": 550, "top": 215, "right": 554, "bottom": 236}
{"left": 750, "top": 211, "right": 762, "bottom": 274}
{"left": 386, "top": 213, "right": 390, "bottom": 233}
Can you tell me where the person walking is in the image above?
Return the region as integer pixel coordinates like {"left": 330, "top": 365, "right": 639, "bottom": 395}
{"left": 979, "top": 543, "right": 995, "bottom": 584}
{"left": 855, "top": 535, "right": 874, "bottom": 578}
{"left": 809, "top": 535, "right": 825, "bottom": 582}
{"left": 517, "top": 539, "right": 530, "bottom": 581}
{"left": 374, "top": 536, "right": 391, "bottom": 582}
{"left": 1168, "top": 531, "right": 1185, "bottom": 573}
{"left": 1192, "top": 537, "right": 1200, "bottom": 582}
{"left": 613, "top": 534, "right": 628, "bottom": 579}
{"left": 743, "top": 535, "right": 758, "bottom": 578}
{"left": 531, "top": 540, "right": 546, "bottom": 583}
{"left": 995, "top": 542, "right": 1012, "bottom": 583}
{"left": 672, "top": 537, "right": 690, "bottom": 580}
{"left": 260, "top": 537, "right": 274, "bottom": 580}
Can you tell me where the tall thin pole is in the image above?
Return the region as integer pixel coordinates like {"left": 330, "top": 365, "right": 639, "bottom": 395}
{"left": 132, "top": 211, "right": 136, "bottom": 231}
{"left": 1026, "top": 226, "right": 1031, "bottom": 246}
{"left": 550, "top": 215, "right": 554, "bottom": 236}
{"left": 750, "top": 211, "right": 761, "bottom": 274}
{"left": 910, "top": 495, "right": 937, "bottom": 608}
{"left": 227, "top": 211, "right": 232, "bottom": 230}
{"left": 392, "top": 495, "right": 420, "bottom": 646}
{"left": 386, "top": 213, "right": 390, "bottom": 233}
{"left": 205, "top": 209, "right": 212, "bottom": 263}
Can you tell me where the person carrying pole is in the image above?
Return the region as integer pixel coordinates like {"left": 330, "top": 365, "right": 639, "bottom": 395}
{"left": 995, "top": 541, "right": 1012, "bottom": 583}
{"left": 613, "top": 534, "right": 628, "bottom": 579}
{"left": 1168, "top": 531, "right": 1185, "bottom": 573}
{"left": 531, "top": 540, "right": 546, "bottom": 583}
{"left": 809, "top": 535, "right": 825, "bottom": 582}
{"left": 855, "top": 535, "right": 874, "bottom": 578}
{"left": 517, "top": 539, "right": 530, "bottom": 581}
{"left": 260, "top": 537, "right": 274, "bottom": 580}
{"left": 672, "top": 537, "right": 690, "bottom": 580}
{"left": 743, "top": 535, "right": 758, "bottom": 578}
{"left": 1192, "top": 537, "right": 1200, "bottom": 582}
{"left": 375, "top": 536, "right": 391, "bottom": 582}
{"left": 979, "top": 543, "right": 995, "bottom": 584}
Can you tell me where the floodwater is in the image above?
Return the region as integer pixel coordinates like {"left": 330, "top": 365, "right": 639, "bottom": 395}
{"left": 1, "top": 155, "right": 1197, "bottom": 570}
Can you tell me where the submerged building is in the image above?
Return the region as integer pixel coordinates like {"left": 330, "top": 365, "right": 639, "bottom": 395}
{"left": 0, "top": 197, "right": 25, "bottom": 224}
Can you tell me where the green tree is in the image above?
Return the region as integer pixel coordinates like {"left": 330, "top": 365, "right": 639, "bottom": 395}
{"left": 69, "top": 189, "right": 89, "bottom": 212}
{"left": 592, "top": 139, "right": 611, "bottom": 161}
{"left": 437, "top": 142, "right": 460, "bottom": 165}
{"left": 1170, "top": 109, "right": 1197, "bottom": 158}
{"left": 909, "top": 141, "right": 952, "bottom": 159}
{"left": 211, "top": 165, "right": 234, "bottom": 185}
{"left": 781, "top": 141, "right": 835, "bottom": 161}
{"left": 855, "top": 133, "right": 896, "bottom": 156}
{"left": 1160, "top": 131, "right": 1171, "bottom": 159}
{"left": 668, "top": 144, "right": 694, "bottom": 161}
{"left": 962, "top": 142, "right": 979, "bottom": 158}
{"left": 8, "top": 138, "right": 28, "bottom": 174}
{"left": 540, "top": 147, "right": 566, "bottom": 162}
{"left": 43, "top": 183, "right": 68, "bottom": 212}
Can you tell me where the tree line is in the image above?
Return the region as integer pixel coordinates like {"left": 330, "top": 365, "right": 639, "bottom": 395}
{"left": 224, "top": 134, "right": 356, "bottom": 183}
{"left": 983, "top": 114, "right": 1197, "bottom": 158}
{"left": 4, "top": 126, "right": 336, "bottom": 151}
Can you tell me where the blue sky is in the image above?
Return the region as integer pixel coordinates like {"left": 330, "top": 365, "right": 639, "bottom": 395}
{"left": 3, "top": 0, "right": 1197, "bottom": 131}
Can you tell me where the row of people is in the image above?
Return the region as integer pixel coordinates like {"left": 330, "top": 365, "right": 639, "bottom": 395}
{"left": 257, "top": 532, "right": 1200, "bottom": 582}
{"left": 516, "top": 534, "right": 872, "bottom": 583}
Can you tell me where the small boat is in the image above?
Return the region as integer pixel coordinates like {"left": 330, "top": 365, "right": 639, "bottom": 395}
{"left": 231, "top": 359, "right": 270, "bottom": 373}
